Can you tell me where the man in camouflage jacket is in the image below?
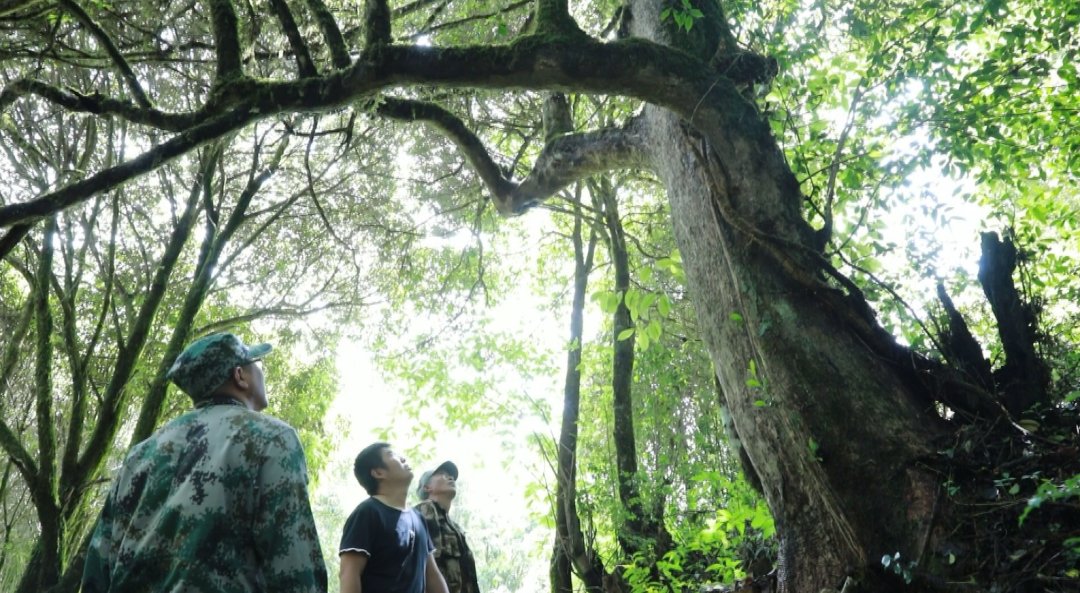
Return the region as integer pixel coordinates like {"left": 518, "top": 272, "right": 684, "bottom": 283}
{"left": 414, "top": 461, "right": 480, "bottom": 593}
{"left": 82, "top": 332, "right": 328, "bottom": 593}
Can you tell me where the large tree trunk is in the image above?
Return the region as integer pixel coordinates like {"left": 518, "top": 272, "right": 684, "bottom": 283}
{"left": 619, "top": 2, "right": 946, "bottom": 589}
{"left": 641, "top": 104, "right": 942, "bottom": 591}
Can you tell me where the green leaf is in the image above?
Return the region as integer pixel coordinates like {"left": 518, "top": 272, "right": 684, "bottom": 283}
{"left": 617, "top": 327, "right": 635, "bottom": 341}
{"left": 657, "top": 294, "right": 672, "bottom": 317}
{"left": 646, "top": 319, "right": 662, "bottom": 341}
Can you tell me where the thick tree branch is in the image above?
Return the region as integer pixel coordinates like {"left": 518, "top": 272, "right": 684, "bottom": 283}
{"left": 32, "top": 216, "right": 60, "bottom": 586}
{"left": 268, "top": 0, "right": 318, "bottom": 77}
{"left": 375, "top": 97, "right": 515, "bottom": 201}
{"left": 56, "top": 0, "right": 151, "bottom": 108}
{"left": 207, "top": 0, "right": 244, "bottom": 80}
{"left": 513, "top": 119, "right": 649, "bottom": 213}
{"left": 364, "top": 0, "right": 392, "bottom": 48}
{"left": 936, "top": 281, "right": 993, "bottom": 389}
{"left": 303, "top": 0, "right": 351, "bottom": 68}
{"left": 378, "top": 96, "right": 649, "bottom": 214}
{"left": 534, "top": 0, "right": 585, "bottom": 36}
{"left": 0, "top": 224, "right": 32, "bottom": 258}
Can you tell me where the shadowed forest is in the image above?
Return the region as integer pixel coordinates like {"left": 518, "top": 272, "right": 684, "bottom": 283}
{"left": 1, "top": 0, "right": 1078, "bottom": 591}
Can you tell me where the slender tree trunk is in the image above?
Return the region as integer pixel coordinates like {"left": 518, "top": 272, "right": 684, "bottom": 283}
{"left": 596, "top": 178, "right": 667, "bottom": 558}
{"left": 552, "top": 189, "right": 605, "bottom": 592}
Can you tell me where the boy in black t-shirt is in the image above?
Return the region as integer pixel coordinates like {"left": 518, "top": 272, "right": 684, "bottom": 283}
{"left": 340, "top": 442, "right": 450, "bottom": 593}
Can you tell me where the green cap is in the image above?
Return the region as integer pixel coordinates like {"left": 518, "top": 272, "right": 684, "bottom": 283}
{"left": 166, "top": 333, "right": 272, "bottom": 400}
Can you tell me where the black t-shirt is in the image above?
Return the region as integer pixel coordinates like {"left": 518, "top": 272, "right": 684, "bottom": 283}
{"left": 339, "top": 497, "right": 434, "bottom": 593}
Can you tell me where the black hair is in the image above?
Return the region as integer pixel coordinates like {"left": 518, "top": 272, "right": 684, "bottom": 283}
{"left": 353, "top": 442, "right": 390, "bottom": 495}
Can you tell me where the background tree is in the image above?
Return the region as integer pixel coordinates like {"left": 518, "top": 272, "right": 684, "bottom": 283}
{"left": 2, "top": 0, "right": 1078, "bottom": 591}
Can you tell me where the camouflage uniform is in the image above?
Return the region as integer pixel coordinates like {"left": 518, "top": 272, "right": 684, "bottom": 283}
{"left": 82, "top": 397, "right": 328, "bottom": 593}
{"left": 414, "top": 500, "right": 480, "bottom": 593}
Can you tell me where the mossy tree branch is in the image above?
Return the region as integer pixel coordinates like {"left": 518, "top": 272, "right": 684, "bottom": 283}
{"left": 534, "top": 0, "right": 584, "bottom": 36}
{"left": 207, "top": 0, "right": 244, "bottom": 80}
{"left": 303, "top": 0, "right": 351, "bottom": 68}
{"left": 977, "top": 232, "right": 1050, "bottom": 415}
{"left": 364, "top": 0, "right": 392, "bottom": 48}
{"left": 268, "top": 0, "right": 318, "bottom": 77}
{"left": 375, "top": 97, "right": 515, "bottom": 203}
{"left": 0, "top": 105, "right": 257, "bottom": 233}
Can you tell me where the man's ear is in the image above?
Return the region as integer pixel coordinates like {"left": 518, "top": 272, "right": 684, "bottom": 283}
{"left": 371, "top": 467, "right": 386, "bottom": 480}
{"left": 232, "top": 366, "right": 249, "bottom": 390}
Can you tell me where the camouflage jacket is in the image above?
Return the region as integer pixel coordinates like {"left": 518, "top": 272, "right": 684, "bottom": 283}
{"left": 414, "top": 500, "right": 480, "bottom": 593}
{"left": 82, "top": 397, "right": 328, "bottom": 593}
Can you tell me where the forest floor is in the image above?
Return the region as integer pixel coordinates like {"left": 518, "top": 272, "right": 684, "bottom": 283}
{"left": 708, "top": 402, "right": 1080, "bottom": 593}
{"left": 934, "top": 403, "right": 1080, "bottom": 593}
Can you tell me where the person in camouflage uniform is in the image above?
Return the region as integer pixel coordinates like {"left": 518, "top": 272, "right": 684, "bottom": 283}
{"left": 414, "top": 461, "right": 480, "bottom": 593}
{"left": 82, "top": 332, "right": 328, "bottom": 593}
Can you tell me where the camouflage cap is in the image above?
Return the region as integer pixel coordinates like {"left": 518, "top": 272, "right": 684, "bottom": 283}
{"left": 416, "top": 460, "right": 459, "bottom": 500}
{"left": 166, "top": 333, "right": 272, "bottom": 400}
